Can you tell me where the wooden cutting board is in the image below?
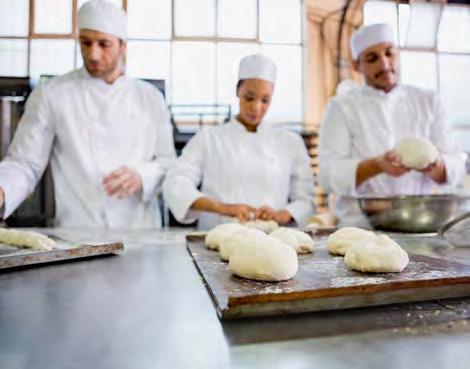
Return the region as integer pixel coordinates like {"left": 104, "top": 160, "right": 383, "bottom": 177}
{"left": 0, "top": 235, "right": 123, "bottom": 270}
{"left": 186, "top": 235, "right": 470, "bottom": 320}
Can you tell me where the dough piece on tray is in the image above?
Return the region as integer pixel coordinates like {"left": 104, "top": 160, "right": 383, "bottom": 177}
{"left": 270, "top": 227, "right": 314, "bottom": 254}
{"left": 229, "top": 232, "right": 298, "bottom": 282}
{"left": 344, "top": 234, "right": 409, "bottom": 273}
{"left": 0, "top": 228, "right": 55, "bottom": 251}
{"left": 239, "top": 219, "right": 279, "bottom": 233}
{"left": 327, "top": 227, "right": 375, "bottom": 256}
{"left": 204, "top": 223, "right": 246, "bottom": 250}
{"left": 219, "top": 228, "right": 266, "bottom": 262}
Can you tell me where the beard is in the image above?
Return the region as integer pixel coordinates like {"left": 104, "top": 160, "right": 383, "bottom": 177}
{"left": 84, "top": 56, "right": 122, "bottom": 79}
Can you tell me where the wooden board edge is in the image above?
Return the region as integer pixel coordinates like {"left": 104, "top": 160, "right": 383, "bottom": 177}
{"left": 0, "top": 242, "right": 124, "bottom": 270}
{"left": 220, "top": 283, "right": 470, "bottom": 320}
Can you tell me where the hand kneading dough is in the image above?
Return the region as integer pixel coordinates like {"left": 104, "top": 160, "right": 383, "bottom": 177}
{"left": 344, "top": 234, "right": 409, "bottom": 273}
{"left": 238, "top": 219, "right": 279, "bottom": 233}
{"left": 205, "top": 223, "right": 246, "bottom": 250}
{"left": 0, "top": 228, "right": 55, "bottom": 251}
{"left": 229, "top": 234, "right": 298, "bottom": 282}
{"left": 327, "top": 227, "right": 375, "bottom": 256}
{"left": 394, "top": 137, "right": 438, "bottom": 170}
{"left": 219, "top": 228, "right": 266, "bottom": 261}
{"left": 270, "top": 227, "right": 314, "bottom": 254}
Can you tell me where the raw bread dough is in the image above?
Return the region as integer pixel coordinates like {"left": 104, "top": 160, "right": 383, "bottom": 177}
{"left": 344, "top": 234, "right": 409, "bottom": 273}
{"left": 327, "top": 227, "right": 375, "bottom": 256}
{"left": 0, "top": 228, "right": 55, "bottom": 251}
{"left": 204, "top": 223, "right": 246, "bottom": 250}
{"left": 270, "top": 227, "right": 314, "bottom": 254}
{"left": 240, "top": 219, "right": 279, "bottom": 233}
{"left": 229, "top": 233, "right": 298, "bottom": 282}
{"left": 394, "top": 137, "right": 438, "bottom": 170}
{"left": 219, "top": 228, "right": 266, "bottom": 261}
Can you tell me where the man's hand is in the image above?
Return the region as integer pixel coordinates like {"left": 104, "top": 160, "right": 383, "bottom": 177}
{"left": 0, "top": 187, "right": 4, "bottom": 209}
{"left": 375, "top": 151, "right": 410, "bottom": 177}
{"left": 417, "top": 155, "right": 447, "bottom": 183}
{"left": 102, "top": 166, "right": 143, "bottom": 198}
{"left": 218, "top": 203, "right": 256, "bottom": 222}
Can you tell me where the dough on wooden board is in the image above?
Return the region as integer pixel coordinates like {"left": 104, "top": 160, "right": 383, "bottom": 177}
{"left": 238, "top": 219, "right": 279, "bottom": 233}
{"left": 327, "top": 227, "right": 375, "bottom": 256}
{"left": 394, "top": 137, "right": 438, "bottom": 170}
{"left": 270, "top": 227, "right": 314, "bottom": 254}
{"left": 219, "top": 228, "right": 266, "bottom": 262}
{"left": 204, "top": 223, "right": 247, "bottom": 250}
{"left": 229, "top": 233, "right": 298, "bottom": 282}
{"left": 0, "top": 228, "right": 55, "bottom": 251}
{"left": 344, "top": 234, "right": 409, "bottom": 273}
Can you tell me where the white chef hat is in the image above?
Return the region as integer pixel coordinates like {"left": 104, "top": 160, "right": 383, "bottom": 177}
{"left": 238, "top": 54, "right": 277, "bottom": 84}
{"left": 350, "top": 23, "right": 396, "bottom": 60}
{"left": 78, "top": 0, "right": 127, "bottom": 41}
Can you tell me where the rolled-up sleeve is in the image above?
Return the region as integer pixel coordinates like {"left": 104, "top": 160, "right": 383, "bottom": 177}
{"left": 0, "top": 85, "right": 55, "bottom": 218}
{"left": 318, "top": 99, "right": 361, "bottom": 196}
{"left": 284, "top": 134, "right": 316, "bottom": 226}
{"left": 430, "top": 94, "right": 466, "bottom": 189}
{"left": 162, "top": 131, "right": 206, "bottom": 223}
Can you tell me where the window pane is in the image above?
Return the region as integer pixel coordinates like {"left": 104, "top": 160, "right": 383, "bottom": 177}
{"left": 0, "top": 0, "right": 29, "bottom": 37}
{"left": 259, "top": 0, "right": 301, "bottom": 44}
{"left": 438, "top": 5, "right": 470, "bottom": 53}
{"left": 439, "top": 54, "right": 470, "bottom": 125}
{"left": 397, "top": 4, "right": 410, "bottom": 47}
{"left": 77, "top": 0, "right": 122, "bottom": 9}
{"left": 34, "top": 0, "right": 72, "bottom": 34}
{"left": 216, "top": 43, "right": 260, "bottom": 113}
{"left": 127, "top": 0, "right": 171, "bottom": 39}
{"left": 0, "top": 39, "right": 28, "bottom": 77}
{"left": 171, "top": 42, "right": 215, "bottom": 104}
{"left": 217, "top": 0, "right": 256, "bottom": 39}
{"left": 260, "top": 45, "right": 302, "bottom": 123}
{"left": 174, "top": 0, "right": 215, "bottom": 37}
{"left": 30, "top": 39, "right": 75, "bottom": 78}
{"left": 400, "top": 51, "right": 437, "bottom": 91}
{"left": 126, "top": 41, "right": 171, "bottom": 95}
{"left": 404, "top": 2, "right": 441, "bottom": 48}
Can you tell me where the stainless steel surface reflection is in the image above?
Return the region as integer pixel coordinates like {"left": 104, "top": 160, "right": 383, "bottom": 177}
{"left": 354, "top": 194, "right": 470, "bottom": 233}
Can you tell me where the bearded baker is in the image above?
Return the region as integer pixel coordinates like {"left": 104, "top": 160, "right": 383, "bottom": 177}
{"left": 318, "top": 23, "right": 466, "bottom": 227}
{"left": 0, "top": 0, "right": 176, "bottom": 228}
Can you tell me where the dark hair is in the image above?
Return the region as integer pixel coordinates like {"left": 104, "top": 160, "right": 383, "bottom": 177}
{"left": 236, "top": 79, "right": 245, "bottom": 94}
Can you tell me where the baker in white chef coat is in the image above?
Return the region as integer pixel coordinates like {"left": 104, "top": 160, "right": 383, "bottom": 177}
{"left": 0, "top": 0, "right": 175, "bottom": 228}
{"left": 318, "top": 23, "right": 466, "bottom": 227}
{"left": 163, "top": 54, "right": 315, "bottom": 230}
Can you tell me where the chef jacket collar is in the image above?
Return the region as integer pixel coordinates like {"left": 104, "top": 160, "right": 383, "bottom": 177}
{"left": 78, "top": 67, "right": 127, "bottom": 89}
{"left": 361, "top": 83, "right": 403, "bottom": 99}
{"left": 230, "top": 116, "right": 268, "bottom": 133}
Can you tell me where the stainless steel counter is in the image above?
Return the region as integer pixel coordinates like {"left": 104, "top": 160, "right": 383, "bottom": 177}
{"left": 1, "top": 228, "right": 470, "bottom": 369}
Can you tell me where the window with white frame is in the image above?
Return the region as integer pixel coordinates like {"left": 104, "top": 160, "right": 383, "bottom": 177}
{"left": 363, "top": 1, "right": 470, "bottom": 128}
{"left": 0, "top": 0, "right": 305, "bottom": 124}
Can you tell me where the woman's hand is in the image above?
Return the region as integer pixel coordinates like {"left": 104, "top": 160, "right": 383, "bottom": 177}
{"left": 274, "top": 209, "right": 292, "bottom": 225}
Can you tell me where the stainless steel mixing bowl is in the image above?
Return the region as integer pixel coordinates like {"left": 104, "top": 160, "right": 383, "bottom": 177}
{"left": 354, "top": 194, "right": 470, "bottom": 233}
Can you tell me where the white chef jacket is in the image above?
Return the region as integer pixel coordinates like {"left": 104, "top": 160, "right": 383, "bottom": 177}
{"left": 318, "top": 84, "right": 466, "bottom": 227}
{"left": 163, "top": 118, "right": 315, "bottom": 230}
{"left": 0, "top": 68, "right": 176, "bottom": 228}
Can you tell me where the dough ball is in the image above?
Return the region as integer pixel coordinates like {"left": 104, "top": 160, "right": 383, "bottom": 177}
{"left": 0, "top": 229, "right": 55, "bottom": 251}
{"left": 219, "top": 228, "right": 266, "bottom": 261}
{"left": 394, "top": 137, "right": 438, "bottom": 170}
{"left": 327, "top": 227, "right": 375, "bottom": 256}
{"left": 229, "top": 234, "right": 298, "bottom": 282}
{"left": 270, "top": 227, "right": 314, "bottom": 254}
{"left": 240, "top": 219, "right": 279, "bottom": 233}
{"left": 344, "top": 234, "right": 409, "bottom": 273}
{"left": 204, "top": 223, "right": 246, "bottom": 250}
